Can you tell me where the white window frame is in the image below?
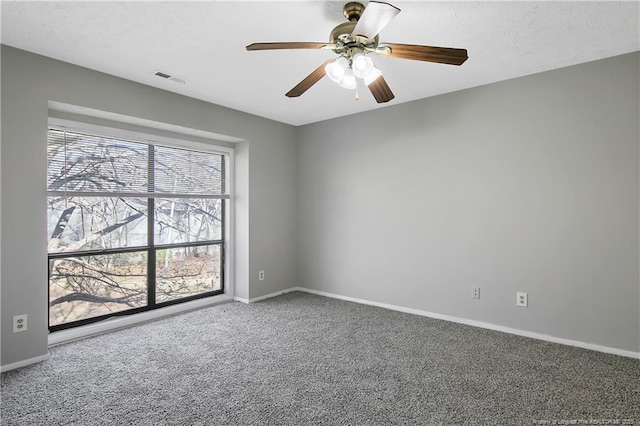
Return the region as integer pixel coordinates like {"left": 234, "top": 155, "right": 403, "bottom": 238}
{"left": 47, "top": 116, "right": 235, "bottom": 345}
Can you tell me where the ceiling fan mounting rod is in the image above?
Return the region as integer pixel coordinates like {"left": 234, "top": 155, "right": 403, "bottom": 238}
{"left": 343, "top": 2, "right": 365, "bottom": 22}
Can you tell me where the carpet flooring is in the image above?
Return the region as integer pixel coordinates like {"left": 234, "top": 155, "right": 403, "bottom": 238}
{"left": 1, "top": 291, "right": 639, "bottom": 425}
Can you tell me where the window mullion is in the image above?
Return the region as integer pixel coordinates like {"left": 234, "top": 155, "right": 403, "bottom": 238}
{"left": 221, "top": 199, "right": 226, "bottom": 292}
{"left": 147, "top": 145, "right": 156, "bottom": 308}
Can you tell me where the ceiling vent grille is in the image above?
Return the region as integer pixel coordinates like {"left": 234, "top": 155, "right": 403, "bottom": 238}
{"left": 153, "top": 71, "right": 185, "bottom": 84}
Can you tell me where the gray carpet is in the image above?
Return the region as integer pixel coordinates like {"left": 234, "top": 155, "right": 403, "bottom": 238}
{"left": 1, "top": 291, "right": 639, "bottom": 425}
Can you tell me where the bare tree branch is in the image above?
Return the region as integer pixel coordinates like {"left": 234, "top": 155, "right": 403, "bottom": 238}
{"left": 58, "top": 211, "right": 144, "bottom": 253}
{"left": 49, "top": 292, "right": 143, "bottom": 308}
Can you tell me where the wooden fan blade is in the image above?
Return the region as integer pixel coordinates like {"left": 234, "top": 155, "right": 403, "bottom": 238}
{"left": 352, "top": 1, "right": 400, "bottom": 39}
{"left": 367, "top": 75, "right": 395, "bottom": 103}
{"left": 246, "top": 42, "right": 331, "bottom": 51}
{"left": 286, "top": 59, "right": 335, "bottom": 98}
{"left": 381, "top": 43, "right": 468, "bottom": 65}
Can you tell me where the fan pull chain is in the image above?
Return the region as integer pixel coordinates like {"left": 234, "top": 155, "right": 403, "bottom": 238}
{"left": 355, "top": 90, "right": 359, "bottom": 101}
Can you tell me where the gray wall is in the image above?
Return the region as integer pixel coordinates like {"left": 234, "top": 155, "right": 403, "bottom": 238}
{"left": 297, "top": 52, "right": 640, "bottom": 353}
{"left": 2, "top": 45, "right": 638, "bottom": 368}
{"left": 1, "top": 46, "right": 298, "bottom": 366}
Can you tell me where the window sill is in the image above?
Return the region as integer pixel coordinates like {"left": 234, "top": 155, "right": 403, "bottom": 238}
{"left": 48, "top": 293, "right": 234, "bottom": 347}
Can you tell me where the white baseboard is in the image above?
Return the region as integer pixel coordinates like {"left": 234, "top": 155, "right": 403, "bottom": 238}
{"left": 233, "top": 288, "right": 299, "bottom": 304}
{"left": 293, "top": 287, "right": 640, "bottom": 360}
{"left": 1, "top": 354, "right": 50, "bottom": 373}
{"left": 49, "top": 294, "right": 235, "bottom": 347}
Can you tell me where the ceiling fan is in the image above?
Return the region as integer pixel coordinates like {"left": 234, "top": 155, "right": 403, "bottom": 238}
{"left": 246, "top": 1, "right": 468, "bottom": 103}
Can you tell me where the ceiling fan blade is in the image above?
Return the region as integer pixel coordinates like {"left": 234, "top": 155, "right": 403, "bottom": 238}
{"left": 380, "top": 43, "right": 468, "bottom": 65}
{"left": 352, "top": 1, "right": 400, "bottom": 39}
{"left": 367, "top": 75, "right": 395, "bottom": 103}
{"left": 286, "top": 59, "right": 335, "bottom": 98}
{"left": 246, "top": 42, "right": 333, "bottom": 51}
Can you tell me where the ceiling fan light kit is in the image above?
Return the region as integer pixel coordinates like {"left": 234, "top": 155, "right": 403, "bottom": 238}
{"left": 246, "top": 1, "right": 468, "bottom": 103}
{"left": 325, "top": 53, "right": 380, "bottom": 89}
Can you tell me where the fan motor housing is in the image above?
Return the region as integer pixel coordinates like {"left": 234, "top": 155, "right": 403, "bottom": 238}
{"left": 330, "top": 22, "right": 379, "bottom": 52}
{"left": 329, "top": 22, "right": 356, "bottom": 44}
{"left": 330, "top": 3, "right": 380, "bottom": 50}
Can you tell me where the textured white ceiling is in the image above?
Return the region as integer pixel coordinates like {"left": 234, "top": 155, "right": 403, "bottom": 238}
{"left": 2, "top": 1, "right": 639, "bottom": 126}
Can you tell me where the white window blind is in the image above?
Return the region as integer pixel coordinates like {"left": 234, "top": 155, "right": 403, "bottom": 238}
{"left": 47, "top": 128, "right": 228, "bottom": 199}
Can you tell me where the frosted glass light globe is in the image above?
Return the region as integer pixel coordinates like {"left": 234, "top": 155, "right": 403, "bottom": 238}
{"left": 352, "top": 53, "right": 374, "bottom": 79}
{"left": 338, "top": 69, "right": 357, "bottom": 89}
{"left": 325, "top": 57, "right": 348, "bottom": 83}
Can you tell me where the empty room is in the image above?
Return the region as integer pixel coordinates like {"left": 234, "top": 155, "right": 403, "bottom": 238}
{"left": 1, "top": 1, "right": 639, "bottom": 425}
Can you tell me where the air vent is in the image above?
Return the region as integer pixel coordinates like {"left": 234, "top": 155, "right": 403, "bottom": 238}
{"left": 153, "top": 71, "right": 185, "bottom": 84}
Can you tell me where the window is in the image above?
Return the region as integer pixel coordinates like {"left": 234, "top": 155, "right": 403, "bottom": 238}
{"left": 47, "top": 126, "right": 230, "bottom": 331}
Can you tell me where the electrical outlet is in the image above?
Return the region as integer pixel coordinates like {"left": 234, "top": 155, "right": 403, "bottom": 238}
{"left": 258, "top": 270, "right": 265, "bottom": 281}
{"left": 13, "top": 314, "right": 28, "bottom": 333}
{"left": 472, "top": 287, "right": 480, "bottom": 299}
{"left": 517, "top": 292, "right": 528, "bottom": 307}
